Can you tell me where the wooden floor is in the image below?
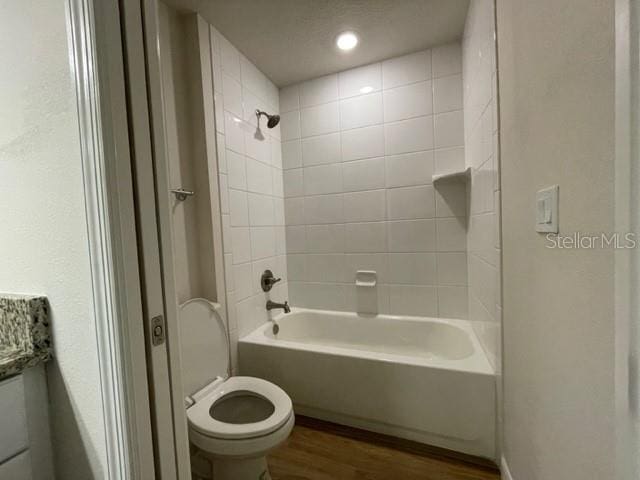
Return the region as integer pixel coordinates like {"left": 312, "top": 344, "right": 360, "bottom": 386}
{"left": 268, "top": 417, "right": 500, "bottom": 480}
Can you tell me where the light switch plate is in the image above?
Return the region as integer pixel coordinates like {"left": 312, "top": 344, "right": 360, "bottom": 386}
{"left": 536, "top": 185, "right": 559, "bottom": 233}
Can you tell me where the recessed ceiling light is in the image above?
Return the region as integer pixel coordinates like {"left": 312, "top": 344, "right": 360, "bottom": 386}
{"left": 336, "top": 31, "right": 358, "bottom": 51}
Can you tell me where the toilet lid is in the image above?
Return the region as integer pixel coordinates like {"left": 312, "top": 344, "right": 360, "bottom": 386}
{"left": 187, "top": 376, "right": 293, "bottom": 440}
{"left": 178, "top": 298, "right": 229, "bottom": 398}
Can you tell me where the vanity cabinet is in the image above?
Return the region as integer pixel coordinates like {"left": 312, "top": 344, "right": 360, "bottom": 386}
{"left": 0, "top": 366, "right": 53, "bottom": 479}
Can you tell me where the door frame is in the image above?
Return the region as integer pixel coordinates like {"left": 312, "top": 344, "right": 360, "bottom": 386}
{"left": 68, "top": 0, "right": 193, "bottom": 477}
{"left": 118, "top": 0, "right": 192, "bottom": 477}
{"left": 67, "top": 0, "right": 158, "bottom": 477}
{"left": 615, "top": 0, "right": 639, "bottom": 478}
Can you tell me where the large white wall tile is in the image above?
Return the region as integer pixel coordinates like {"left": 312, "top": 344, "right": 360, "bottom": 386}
{"left": 272, "top": 168, "right": 285, "bottom": 198}
{"left": 436, "top": 252, "right": 468, "bottom": 285}
{"left": 219, "top": 35, "right": 241, "bottom": 80}
{"left": 388, "top": 285, "right": 438, "bottom": 316}
{"left": 285, "top": 196, "right": 307, "bottom": 225}
{"left": 280, "top": 110, "right": 301, "bottom": 141}
{"left": 343, "top": 190, "right": 386, "bottom": 222}
{"left": 229, "top": 189, "right": 249, "bottom": 226}
{"left": 211, "top": 29, "right": 288, "bottom": 351}
{"left": 341, "top": 125, "right": 385, "bottom": 161}
{"left": 240, "top": 56, "right": 267, "bottom": 99}
{"left": 387, "top": 219, "right": 436, "bottom": 252}
{"left": 434, "top": 147, "right": 465, "bottom": 175}
{"left": 289, "top": 282, "right": 346, "bottom": 311}
{"left": 226, "top": 150, "right": 247, "bottom": 190}
{"left": 388, "top": 253, "right": 437, "bottom": 284}
{"left": 303, "top": 194, "right": 343, "bottom": 224}
{"left": 344, "top": 222, "right": 387, "bottom": 253}
{"left": 245, "top": 132, "right": 271, "bottom": 164}
{"left": 385, "top": 151, "right": 434, "bottom": 188}
{"left": 433, "top": 74, "right": 463, "bottom": 113}
{"left": 303, "top": 164, "right": 342, "bottom": 195}
{"left": 382, "top": 50, "right": 431, "bottom": 89}
{"left": 247, "top": 193, "right": 275, "bottom": 226}
{"left": 231, "top": 227, "right": 251, "bottom": 264}
{"left": 339, "top": 92, "right": 383, "bottom": 130}
{"left": 432, "top": 43, "right": 462, "bottom": 78}
{"left": 246, "top": 158, "right": 273, "bottom": 194}
{"left": 234, "top": 262, "right": 253, "bottom": 300}
{"left": 279, "top": 85, "right": 300, "bottom": 113}
{"left": 306, "top": 224, "right": 345, "bottom": 253}
{"left": 282, "top": 140, "right": 302, "bottom": 169}
{"left": 300, "top": 102, "right": 340, "bottom": 137}
{"left": 278, "top": 43, "right": 468, "bottom": 319}
{"left": 224, "top": 111, "right": 245, "bottom": 154}
{"left": 434, "top": 111, "right": 464, "bottom": 148}
{"left": 300, "top": 74, "right": 338, "bottom": 107}
{"left": 222, "top": 74, "right": 243, "bottom": 117}
{"left": 383, "top": 81, "right": 433, "bottom": 122}
{"left": 306, "top": 254, "right": 348, "bottom": 283}
{"left": 283, "top": 169, "right": 304, "bottom": 197}
{"left": 387, "top": 185, "right": 435, "bottom": 220}
{"left": 384, "top": 116, "right": 434, "bottom": 155}
{"left": 250, "top": 226, "right": 276, "bottom": 259}
{"left": 342, "top": 157, "right": 385, "bottom": 192}
{"left": 285, "top": 225, "right": 306, "bottom": 253}
{"left": 437, "top": 286, "right": 467, "bottom": 319}
{"left": 436, "top": 217, "right": 467, "bottom": 251}
{"left": 338, "top": 63, "right": 382, "bottom": 99}
{"left": 287, "top": 254, "right": 307, "bottom": 281}
{"left": 301, "top": 133, "right": 341, "bottom": 166}
{"left": 275, "top": 226, "right": 287, "bottom": 255}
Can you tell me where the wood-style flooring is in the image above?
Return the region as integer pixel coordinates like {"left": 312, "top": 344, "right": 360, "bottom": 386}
{"left": 268, "top": 416, "right": 501, "bottom": 480}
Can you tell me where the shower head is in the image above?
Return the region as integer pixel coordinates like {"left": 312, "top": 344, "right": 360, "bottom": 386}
{"left": 256, "top": 110, "right": 280, "bottom": 129}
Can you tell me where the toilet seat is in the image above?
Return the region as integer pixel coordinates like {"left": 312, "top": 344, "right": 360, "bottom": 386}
{"left": 187, "top": 376, "right": 293, "bottom": 440}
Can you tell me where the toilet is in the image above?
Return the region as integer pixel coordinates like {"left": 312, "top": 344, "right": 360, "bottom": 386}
{"left": 179, "top": 298, "right": 294, "bottom": 480}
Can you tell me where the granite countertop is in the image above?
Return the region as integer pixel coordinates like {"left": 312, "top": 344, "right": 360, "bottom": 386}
{"left": 0, "top": 294, "right": 51, "bottom": 380}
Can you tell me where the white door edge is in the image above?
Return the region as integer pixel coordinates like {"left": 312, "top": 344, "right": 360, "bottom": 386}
{"left": 67, "top": 0, "right": 157, "bottom": 478}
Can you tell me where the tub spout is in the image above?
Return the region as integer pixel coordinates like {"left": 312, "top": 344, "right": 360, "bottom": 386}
{"left": 266, "top": 300, "right": 290, "bottom": 313}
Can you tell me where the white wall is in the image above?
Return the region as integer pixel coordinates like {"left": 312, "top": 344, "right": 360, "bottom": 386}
{"left": 462, "top": 0, "right": 501, "bottom": 371}
{"left": 208, "top": 26, "right": 288, "bottom": 372}
{"left": 497, "top": 0, "right": 616, "bottom": 478}
{"left": 0, "top": 0, "right": 107, "bottom": 477}
{"left": 280, "top": 46, "right": 468, "bottom": 318}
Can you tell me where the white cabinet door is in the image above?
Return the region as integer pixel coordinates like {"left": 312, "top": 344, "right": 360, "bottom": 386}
{"left": 0, "top": 450, "right": 32, "bottom": 480}
{"left": 0, "top": 376, "right": 28, "bottom": 462}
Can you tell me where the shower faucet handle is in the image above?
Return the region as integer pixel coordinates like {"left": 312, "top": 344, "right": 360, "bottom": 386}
{"left": 261, "top": 270, "right": 281, "bottom": 292}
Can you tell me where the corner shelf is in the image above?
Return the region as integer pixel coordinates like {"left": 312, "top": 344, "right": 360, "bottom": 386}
{"left": 432, "top": 167, "right": 471, "bottom": 184}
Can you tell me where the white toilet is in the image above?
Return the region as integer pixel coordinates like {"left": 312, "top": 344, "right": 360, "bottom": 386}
{"left": 179, "top": 298, "right": 294, "bottom": 480}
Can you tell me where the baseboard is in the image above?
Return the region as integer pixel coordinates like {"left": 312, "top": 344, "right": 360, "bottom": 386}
{"left": 295, "top": 415, "right": 499, "bottom": 472}
{"left": 501, "top": 456, "right": 514, "bottom": 480}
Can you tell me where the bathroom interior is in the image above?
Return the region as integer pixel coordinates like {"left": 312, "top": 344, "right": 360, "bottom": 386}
{"left": 0, "top": 0, "right": 637, "bottom": 479}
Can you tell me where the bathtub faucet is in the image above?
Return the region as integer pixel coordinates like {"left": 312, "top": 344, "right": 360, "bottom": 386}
{"left": 266, "top": 300, "right": 290, "bottom": 314}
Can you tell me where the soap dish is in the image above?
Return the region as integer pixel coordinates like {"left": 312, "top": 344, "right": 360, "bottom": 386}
{"left": 355, "top": 270, "right": 377, "bottom": 287}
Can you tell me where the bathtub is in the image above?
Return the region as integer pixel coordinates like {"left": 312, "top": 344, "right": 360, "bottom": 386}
{"left": 238, "top": 308, "right": 496, "bottom": 459}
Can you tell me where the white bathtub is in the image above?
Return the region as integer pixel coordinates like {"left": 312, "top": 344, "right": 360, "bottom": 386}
{"left": 239, "top": 308, "right": 496, "bottom": 459}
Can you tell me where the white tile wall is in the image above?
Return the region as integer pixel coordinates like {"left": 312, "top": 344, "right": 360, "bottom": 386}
{"left": 341, "top": 125, "right": 385, "bottom": 161}
{"left": 338, "top": 63, "right": 382, "bottom": 99}
{"left": 281, "top": 46, "right": 467, "bottom": 318}
{"left": 210, "top": 25, "right": 288, "bottom": 373}
{"left": 463, "top": 0, "right": 501, "bottom": 371}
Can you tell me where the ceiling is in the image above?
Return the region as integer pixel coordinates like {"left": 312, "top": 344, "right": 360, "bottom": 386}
{"left": 162, "top": 0, "right": 470, "bottom": 87}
